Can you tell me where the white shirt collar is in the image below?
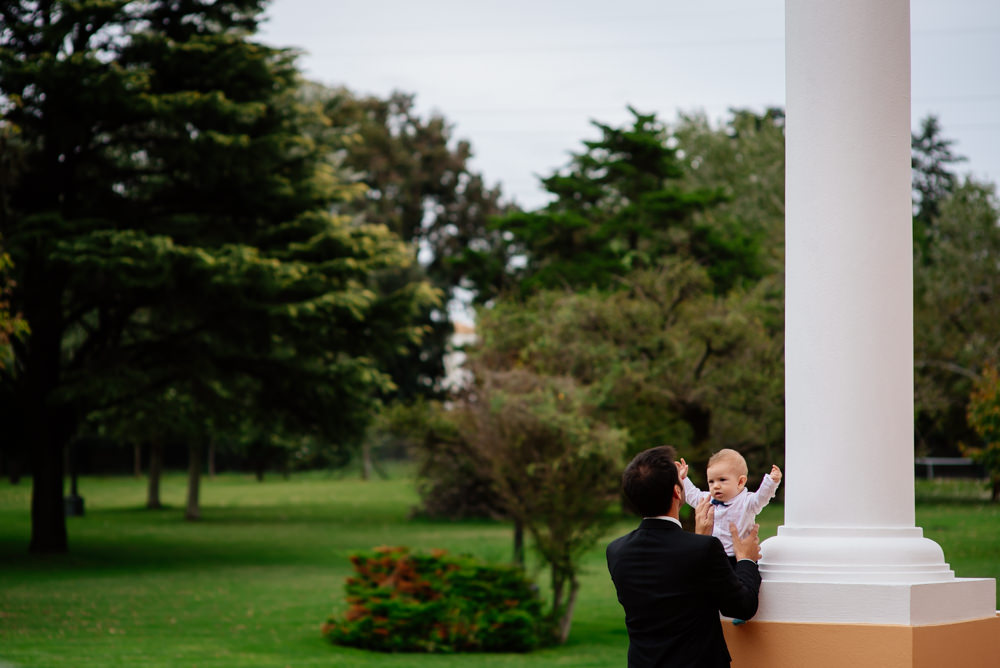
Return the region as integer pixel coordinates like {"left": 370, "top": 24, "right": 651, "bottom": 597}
{"left": 643, "top": 515, "right": 682, "bottom": 527}
{"left": 714, "top": 488, "right": 747, "bottom": 506}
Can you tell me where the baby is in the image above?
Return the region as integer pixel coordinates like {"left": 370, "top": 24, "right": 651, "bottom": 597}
{"left": 678, "top": 448, "right": 781, "bottom": 563}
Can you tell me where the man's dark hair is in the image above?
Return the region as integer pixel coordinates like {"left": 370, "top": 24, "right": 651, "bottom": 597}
{"left": 622, "top": 445, "right": 679, "bottom": 517}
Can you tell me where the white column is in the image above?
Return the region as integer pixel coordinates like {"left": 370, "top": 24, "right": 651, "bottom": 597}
{"left": 757, "top": 0, "right": 996, "bottom": 624}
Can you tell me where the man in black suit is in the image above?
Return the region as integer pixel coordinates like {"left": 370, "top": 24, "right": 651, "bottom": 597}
{"left": 607, "top": 445, "right": 762, "bottom": 667}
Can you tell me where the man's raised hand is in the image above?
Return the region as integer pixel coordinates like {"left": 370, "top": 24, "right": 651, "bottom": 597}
{"left": 694, "top": 495, "right": 715, "bottom": 536}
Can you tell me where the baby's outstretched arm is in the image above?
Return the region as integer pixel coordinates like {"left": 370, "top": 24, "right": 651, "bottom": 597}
{"left": 678, "top": 458, "right": 705, "bottom": 507}
{"left": 746, "top": 465, "right": 781, "bottom": 514}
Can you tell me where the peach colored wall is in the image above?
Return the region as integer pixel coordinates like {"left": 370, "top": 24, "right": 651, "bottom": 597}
{"left": 722, "top": 615, "right": 1000, "bottom": 668}
{"left": 911, "top": 616, "right": 1000, "bottom": 668}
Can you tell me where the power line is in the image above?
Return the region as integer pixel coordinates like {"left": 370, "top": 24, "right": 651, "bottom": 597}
{"left": 310, "top": 36, "right": 784, "bottom": 59}
{"left": 299, "top": 24, "right": 1000, "bottom": 60}
{"left": 440, "top": 93, "right": 1000, "bottom": 116}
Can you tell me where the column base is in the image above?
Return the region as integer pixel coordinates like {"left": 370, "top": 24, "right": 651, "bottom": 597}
{"left": 723, "top": 614, "right": 1000, "bottom": 668}
{"left": 755, "top": 579, "right": 996, "bottom": 625}
{"left": 760, "top": 527, "right": 955, "bottom": 584}
{"left": 758, "top": 527, "right": 996, "bottom": 624}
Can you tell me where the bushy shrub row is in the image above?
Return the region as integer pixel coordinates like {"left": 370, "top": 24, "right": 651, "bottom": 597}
{"left": 323, "top": 546, "right": 546, "bottom": 653}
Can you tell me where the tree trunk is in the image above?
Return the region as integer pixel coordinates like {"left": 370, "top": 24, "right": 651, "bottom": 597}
{"left": 513, "top": 519, "right": 525, "bottom": 565}
{"left": 24, "top": 322, "right": 72, "bottom": 553}
{"left": 361, "top": 441, "right": 372, "bottom": 480}
{"left": 29, "top": 438, "right": 68, "bottom": 554}
{"left": 555, "top": 577, "right": 580, "bottom": 645}
{"left": 8, "top": 454, "right": 22, "bottom": 485}
{"left": 147, "top": 439, "right": 163, "bottom": 509}
{"left": 992, "top": 478, "right": 999, "bottom": 503}
{"left": 550, "top": 568, "right": 565, "bottom": 640}
{"left": 185, "top": 442, "right": 203, "bottom": 521}
{"left": 133, "top": 443, "right": 142, "bottom": 478}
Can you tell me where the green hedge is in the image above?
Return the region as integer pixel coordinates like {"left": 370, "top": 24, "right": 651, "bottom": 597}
{"left": 323, "top": 546, "right": 546, "bottom": 653}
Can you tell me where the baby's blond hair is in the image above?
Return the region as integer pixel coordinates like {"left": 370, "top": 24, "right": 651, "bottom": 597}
{"left": 707, "top": 448, "right": 748, "bottom": 477}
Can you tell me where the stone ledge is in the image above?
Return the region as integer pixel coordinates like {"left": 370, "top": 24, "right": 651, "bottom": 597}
{"left": 753, "top": 578, "right": 996, "bottom": 625}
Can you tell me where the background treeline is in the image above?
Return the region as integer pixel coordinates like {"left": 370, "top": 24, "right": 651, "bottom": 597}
{"left": 2, "top": 0, "right": 999, "bottom": 572}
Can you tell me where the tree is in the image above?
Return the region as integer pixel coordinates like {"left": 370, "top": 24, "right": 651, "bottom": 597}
{"left": 411, "top": 109, "right": 786, "bottom": 640}
{"left": 438, "top": 260, "right": 782, "bottom": 640}
{"left": 314, "top": 89, "right": 510, "bottom": 285}
{"left": 474, "top": 260, "right": 783, "bottom": 472}
{"left": 0, "top": 238, "right": 28, "bottom": 368}
{"left": 0, "top": 123, "right": 27, "bottom": 354}
{"left": 311, "top": 86, "right": 514, "bottom": 399}
{"left": 912, "top": 115, "right": 966, "bottom": 257}
{"left": 965, "top": 364, "right": 1000, "bottom": 502}
{"left": 88, "top": 387, "right": 186, "bottom": 510}
{"left": 0, "top": 122, "right": 28, "bottom": 481}
{"left": 914, "top": 178, "right": 1000, "bottom": 453}
{"left": 495, "top": 107, "right": 730, "bottom": 296}
{"left": 672, "top": 107, "right": 786, "bottom": 287}
{"left": 0, "top": 235, "right": 29, "bottom": 483}
{"left": 87, "top": 377, "right": 241, "bottom": 516}
{"left": 0, "top": 1, "right": 433, "bottom": 552}
{"left": 454, "top": 368, "right": 627, "bottom": 644}
{"left": 362, "top": 398, "right": 507, "bottom": 518}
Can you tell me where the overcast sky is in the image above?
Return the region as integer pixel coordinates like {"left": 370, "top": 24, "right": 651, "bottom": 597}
{"left": 258, "top": 0, "right": 999, "bottom": 211}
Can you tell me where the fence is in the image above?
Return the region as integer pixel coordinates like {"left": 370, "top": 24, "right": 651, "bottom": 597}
{"left": 914, "top": 457, "right": 985, "bottom": 479}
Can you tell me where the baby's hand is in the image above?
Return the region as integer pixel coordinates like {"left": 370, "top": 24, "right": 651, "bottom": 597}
{"left": 676, "top": 458, "right": 689, "bottom": 480}
{"left": 770, "top": 465, "right": 782, "bottom": 483}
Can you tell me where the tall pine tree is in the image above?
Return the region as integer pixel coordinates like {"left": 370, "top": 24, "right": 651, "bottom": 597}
{"left": 496, "top": 108, "right": 728, "bottom": 296}
{"left": 0, "top": 1, "right": 433, "bottom": 552}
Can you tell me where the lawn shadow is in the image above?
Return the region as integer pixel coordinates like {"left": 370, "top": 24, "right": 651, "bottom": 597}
{"left": 0, "top": 502, "right": 511, "bottom": 579}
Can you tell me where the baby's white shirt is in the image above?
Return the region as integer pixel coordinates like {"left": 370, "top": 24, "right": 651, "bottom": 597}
{"left": 682, "top": 474, "right": 779, "bottom": 556}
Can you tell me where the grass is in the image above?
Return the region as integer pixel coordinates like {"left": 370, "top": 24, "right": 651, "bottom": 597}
{"left": 0, "top": 471, "right": 997, "bottom": 667}
{"left": 916, "top": 478, "right": 1000, "bottom": 584}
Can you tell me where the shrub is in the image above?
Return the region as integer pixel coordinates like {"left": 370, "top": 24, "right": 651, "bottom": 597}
{"left": 965, "top": 363, "right": 1000, "bottom": 502}
{"left": 322, "top": 546, "right": 546, "bottom": 653}
{"left": 402, "top": 400, "right": 504, "bottom": 520}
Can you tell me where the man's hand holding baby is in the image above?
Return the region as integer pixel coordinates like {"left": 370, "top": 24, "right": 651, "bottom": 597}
{"left": 731, "top": 523, "right": 762, "bottom": 562}
{"left": 694, "top": 496, "right": 715, "bottom": 536}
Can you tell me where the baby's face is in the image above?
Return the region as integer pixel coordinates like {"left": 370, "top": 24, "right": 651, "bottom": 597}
{"left": 705, "top": 462, "right": 747, "bottom": 503}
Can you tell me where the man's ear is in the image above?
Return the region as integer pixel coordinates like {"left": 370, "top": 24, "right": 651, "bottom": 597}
{"left": 670, "top": 484, "right": 684, "bottom": 514}
{"left": 738, "top": 475, "right": 748, "bottom": 488}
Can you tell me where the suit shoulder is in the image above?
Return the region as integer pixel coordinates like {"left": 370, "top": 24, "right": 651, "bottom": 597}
{"left": 606, "top": 531, "right": 632, "bottom": 556}
{"left": 606, "top": 531, "right": 634, "bottom": 574}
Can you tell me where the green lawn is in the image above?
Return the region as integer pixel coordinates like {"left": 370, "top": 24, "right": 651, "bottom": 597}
{"left": 0, "top": 472, "right": 997, "bottom": 667}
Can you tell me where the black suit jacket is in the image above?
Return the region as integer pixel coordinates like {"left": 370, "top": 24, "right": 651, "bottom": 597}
{"left": 606, "top": 519, "right": 761, "bottom": 668}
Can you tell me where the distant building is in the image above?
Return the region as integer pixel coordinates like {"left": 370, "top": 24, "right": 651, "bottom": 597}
{"left": 442, "top": 321, "right": 476, "bottom": 392}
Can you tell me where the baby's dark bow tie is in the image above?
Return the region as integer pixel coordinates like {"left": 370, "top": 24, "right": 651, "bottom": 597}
{"left": 710, "top": 498, "right": 729, "bottom": 506}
